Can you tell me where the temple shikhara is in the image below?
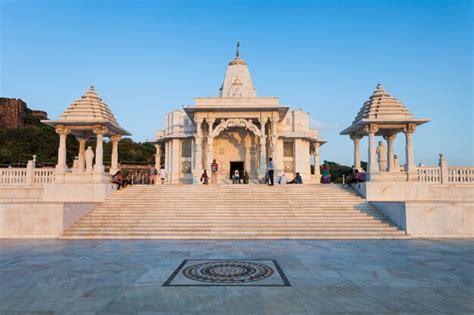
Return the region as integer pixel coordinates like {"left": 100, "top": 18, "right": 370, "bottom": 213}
{"left": 152, "top": 46, "right": 326, "bottom": 184}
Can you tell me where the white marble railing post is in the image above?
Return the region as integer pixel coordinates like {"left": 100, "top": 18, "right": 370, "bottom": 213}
{"left": 109, "top": 134, "right": 121, "bottom": 175}
{"left": 439, "top": 153, "right": 448, "bottom": 184}
{"left": 55, "top": 126, "right": 71, "bottom": 175}
{"left": 26, "top": 157, "right": 36, "bottom": 185}
{"left": 93, "top": 125, "right": 108, "bottom": 174}
{"left": 350, "top": 134, "right": 362, "bottom": 171}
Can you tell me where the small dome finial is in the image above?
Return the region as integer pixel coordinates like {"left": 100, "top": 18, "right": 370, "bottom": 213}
{"left": 376, "top": 83, "right": 382, "bottom": 90}
{"left": 90, "top": 85, "right": 95, "bottom": 91}
{"left": 236, "top": 41, "right": 240, "bottom": 59}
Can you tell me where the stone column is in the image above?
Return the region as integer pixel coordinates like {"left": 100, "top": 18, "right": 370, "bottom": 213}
{"left": 383, "top": 134, "right": 397, "bottom": 172}
{"left": 154, "top": 144, "right": 161, "bottom": 170}
{"left": 404, "top": 124, "right": 416, "bottom": 180}
{"left": 206, "top": 119, "right": 215, "bottom": 170}
{"left": 350, "top": 134, "right": 362, "bottom": 171}
{"left": 194, "top": 119, "right": 203, "bottom": 171}
{"left": 109, "top": 134, "right": 121, "bottom": 175}
{"left": 365, "top": 124, "right": 379, "bottom": 177}
{"left": 313, "top": 142, "right": 321, "bottom": 182}
{"left": 245, "top": 132, "right": 251, "bottom": 173}
{"left": 93, "top": 125, "right": 108, "bottom": 174}
{"left": 259, "top": 136, "right": 267, "bottom": 169}
{"left": 77, "top": 138, "right": 87, "bottom": 173}
{"left": 55, "top": 126, "right": 71, "bottom": 175}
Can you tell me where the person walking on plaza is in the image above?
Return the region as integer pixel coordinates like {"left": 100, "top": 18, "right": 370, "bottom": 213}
{"left": 211, "top": 159, "right": 219, "bottom": 184}
{"left": 158, "top": 166, "right": 167, "bottom": 185}
{"left": 200, "top": 169, "right": 209, "bottom": 185}
{"left": 267, "top": 157, "right": 274, "bottom": 186}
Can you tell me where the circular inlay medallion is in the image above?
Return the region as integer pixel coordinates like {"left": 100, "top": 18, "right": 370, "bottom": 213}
{"left": 182, "top": 261, "right": 274, "bottom": 283}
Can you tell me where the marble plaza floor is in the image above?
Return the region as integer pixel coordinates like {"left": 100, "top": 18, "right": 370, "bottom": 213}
{"left": 0, "top": 239, "right": 473, "bottom": 314}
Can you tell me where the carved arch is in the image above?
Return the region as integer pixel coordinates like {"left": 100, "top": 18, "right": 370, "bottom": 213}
{"left": 211, "top": 119, "right": 262, "bottom": 138}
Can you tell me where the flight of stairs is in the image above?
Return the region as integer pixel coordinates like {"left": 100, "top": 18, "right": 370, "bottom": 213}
{"left": 61, "top": 184, "right": 408, "bottom": 239}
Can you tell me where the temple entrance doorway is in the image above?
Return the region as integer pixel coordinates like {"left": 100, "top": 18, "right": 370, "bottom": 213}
{"left": 229, "top": 161, "right": 244, "bottom": 180}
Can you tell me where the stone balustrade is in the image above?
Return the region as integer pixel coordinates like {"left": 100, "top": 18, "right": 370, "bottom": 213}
{"left": 0, "top": 160, "right": 55, "bottom": 186}
{"left": 416, "top": 154, "right": 473, "bottom": 184}
{"left": 417, "top": 167, "right": 440, "bottom": 183}
{"left": 0, "top": 168, "right": 28, "bottom": 185}
{"left": 448, "top": 167, "right": 474, "bottom": 183}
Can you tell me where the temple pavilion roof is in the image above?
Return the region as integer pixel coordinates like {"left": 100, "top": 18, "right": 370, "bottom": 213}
{"left": 340, "top": 84, "right": 429, "bottom": 136}
{"left": 42, "top": 86, "right": 131, "bottom": 137}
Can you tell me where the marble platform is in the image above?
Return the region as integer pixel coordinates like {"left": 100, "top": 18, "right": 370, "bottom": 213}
{"left": 0, "top": 239, "right": 472, "bottom": 314}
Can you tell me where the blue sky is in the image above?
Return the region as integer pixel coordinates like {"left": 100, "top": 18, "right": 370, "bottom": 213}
{"left": 1, "top": 0, "right": 472, "bottom": 166}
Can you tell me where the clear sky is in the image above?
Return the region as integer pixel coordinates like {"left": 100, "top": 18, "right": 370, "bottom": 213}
{"left": 1, "top": 0, "right": 472, "bottom": 166}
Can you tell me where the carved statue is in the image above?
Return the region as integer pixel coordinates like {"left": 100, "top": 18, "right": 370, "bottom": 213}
{"left": 85, "top": 146, "right": 94, "bottom": 174}
{"left": 376, "top": 141, "right": 387, "bottom": 172}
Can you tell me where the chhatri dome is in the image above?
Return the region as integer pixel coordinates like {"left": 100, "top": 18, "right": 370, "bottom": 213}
{"left": 219, "top": 42, "right": 257, "bottom": 98}
{"left": 46, "top": 86, "right": 130, "bottom": 136}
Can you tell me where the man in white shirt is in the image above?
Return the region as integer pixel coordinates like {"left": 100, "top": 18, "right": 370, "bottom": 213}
{"left": 158, "top": 167, "right": 167, "bottom": 185}
{"left": 267, "top": 158, "right": 274, "bottom": 186}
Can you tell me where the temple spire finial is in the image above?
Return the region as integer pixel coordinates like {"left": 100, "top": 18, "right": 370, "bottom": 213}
{"left": 236, "top": 41, "right": 240, "bottom": 59}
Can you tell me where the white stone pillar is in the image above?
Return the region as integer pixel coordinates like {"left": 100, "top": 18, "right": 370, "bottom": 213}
{"left": 154, "top": 144, "right": 161, "bottom": 170}
{"left": 350, "top": 134, "right": 362, "bottom": 171}
{"left": 384, "top": 134, "right": 397, "bottom": 173}
{"left": 313, "top": 142, "right": 321, "bottom": 183}
{"left": 404, "top": 124, "right": 416, "bottom": 180}
{"left": 55, "top": 126, "right": 70, "bottom": 175}
{"left": 206, "top": 119, "right": 215, "bottom": 171}
{"left": 109, "top": 134, "right": 121, "bottom": 175}
{"left": 245, "top": 132, "right": 251, "bottom": 173}
{"left": 77, "top": 138, "right": 87, "bottom": 173}
{"left": 93, "top": 125, "right": 108, "bottom": 174}
{"left": 171, "top": 138, "right": 180, "bottom": 184}
{"left": 259, "top": 136, "right": 267, "bottom": 169}
{"left": 365, "top": 124, "right": 379, "bottom": 177}
{"left": 165, "top": 141, "right": 170, "bottom": 175}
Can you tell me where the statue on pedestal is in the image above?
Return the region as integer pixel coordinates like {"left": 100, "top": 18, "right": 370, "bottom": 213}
{"left": 376, "top": 141, "right": 387, "bottom": 172}
{"left": 85, "top": 146, "right": 94, "bottom": 174}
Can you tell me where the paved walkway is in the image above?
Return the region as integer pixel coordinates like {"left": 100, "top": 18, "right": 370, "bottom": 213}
{"left": 0, "top": 239, "right": 472, "bottom": 314}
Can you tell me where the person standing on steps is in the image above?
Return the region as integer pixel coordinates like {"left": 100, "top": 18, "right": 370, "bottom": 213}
{"left": 267, "top": 157, "right": 274, "bottom": 186}
{"left": 211, "top": 159, "right": 219, "bottom": 184}
{"left": 149, "top": 165, "right": 157, "bottom": 185}
{"left": 158, "top": 166, "right": 167, "bottom": 185}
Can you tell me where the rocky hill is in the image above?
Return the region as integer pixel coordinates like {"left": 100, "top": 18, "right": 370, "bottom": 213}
{"left": 0, "top": 98, "right": 47, "bottom": 129}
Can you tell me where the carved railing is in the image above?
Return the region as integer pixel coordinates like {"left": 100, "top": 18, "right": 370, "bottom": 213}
{"left": 417, "top": 167, "right": 441, "bottom": 183}
{"left": 0, "top": 168, "right": 28, "bottom": 184}
{"left": 448, "top": 167, "right": 474, "bottom": 183}
{"left": 0, "top": 158, "right": 56, "bottom": 185}
{"left": 33, "top": 168, "right": 56, "bottom": 184}
{"left": 416, "top": 154, "right": 474, "bottom": 184}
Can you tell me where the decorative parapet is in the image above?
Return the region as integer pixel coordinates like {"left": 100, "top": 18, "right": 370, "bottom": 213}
{"left": 416, "top": 154, "right": 474, "bottom": 184}
{"left": 0, "top": 157, "right": 56, "bottom": 185}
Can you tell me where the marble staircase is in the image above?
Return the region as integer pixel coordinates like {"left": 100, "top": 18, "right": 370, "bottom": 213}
{"left": 61, "top": 184, "right": 408, "bottom": 239}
